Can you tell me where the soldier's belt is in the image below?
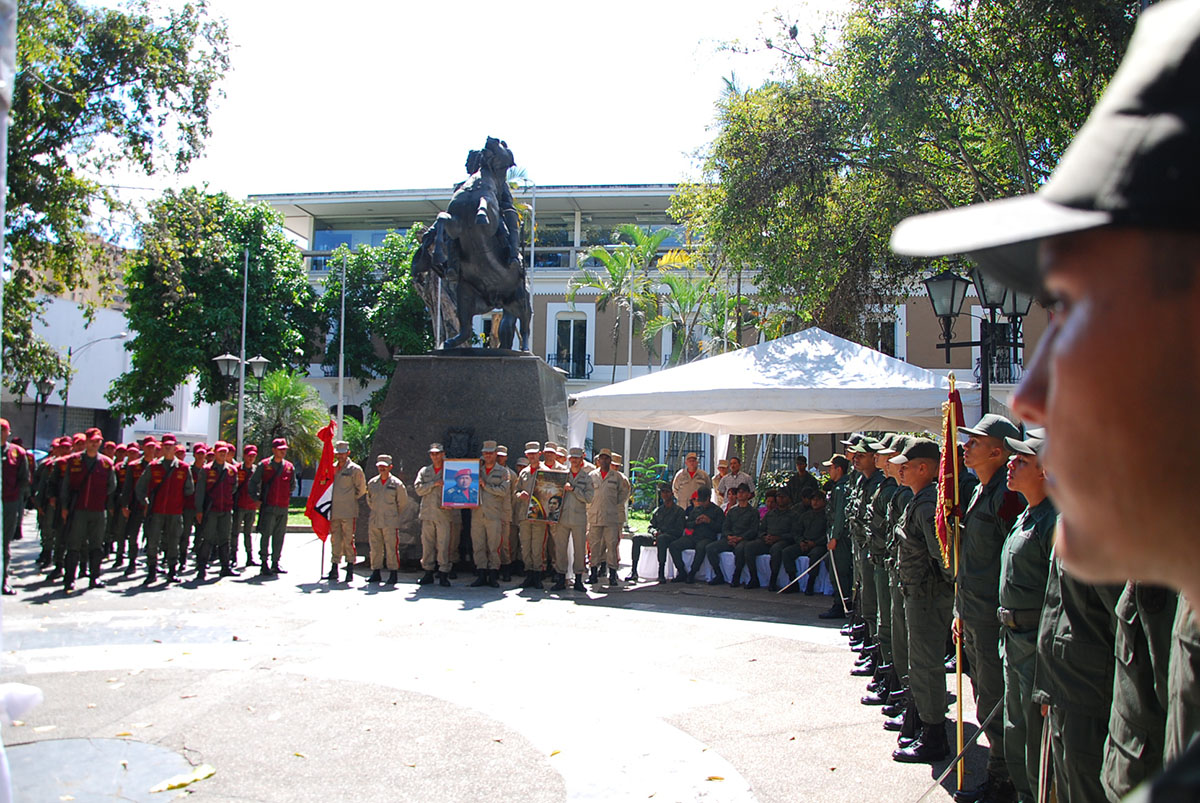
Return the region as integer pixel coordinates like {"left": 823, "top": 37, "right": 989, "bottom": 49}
{"left": 996, "top": 606, "right": 1041, "bottom": 632}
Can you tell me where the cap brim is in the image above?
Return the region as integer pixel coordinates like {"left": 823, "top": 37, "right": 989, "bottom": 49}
{"left": 891, "top": 195, "right": 1112, "bottom": 296}
{"left": 888, "top": 455, "right": 909, "bottom": 464}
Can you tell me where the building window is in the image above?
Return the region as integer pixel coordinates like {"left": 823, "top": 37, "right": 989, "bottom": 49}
{"left": 551, "top": 314, "right": 590, "bottom": 379}
{"left": 761, "top": 434, "right": 810, "bottom": 473}
{"left": 864, "top": 320, "right": 897, "bottom": 357}
{"left": 660, "top": 431, "right": 709, "bottom": 471}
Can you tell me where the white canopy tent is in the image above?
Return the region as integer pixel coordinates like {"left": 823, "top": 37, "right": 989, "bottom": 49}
{"left": 567, "top": 328, "right": 980, "bottom": 459}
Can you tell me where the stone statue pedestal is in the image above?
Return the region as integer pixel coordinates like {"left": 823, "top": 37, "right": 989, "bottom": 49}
{"left": 356, "top": 352, "right": 568, "bottom": 563}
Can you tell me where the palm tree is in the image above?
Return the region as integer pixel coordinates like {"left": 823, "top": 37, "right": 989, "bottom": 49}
{"left": 234, "top": 370, "right": 329, "bottom": 468}
{"left": 642, "top": 251, "right": 747, "bottom": 367}
{"left": 567, "top": 224, "right": 673, "bottom": 383}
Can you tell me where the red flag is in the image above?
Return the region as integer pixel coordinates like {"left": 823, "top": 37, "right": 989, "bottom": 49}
{"left": 305, "top": 420, "right": 337, "bottom": 542}
{"left": 935, "top": 384, "right": 965, "bottom": 569}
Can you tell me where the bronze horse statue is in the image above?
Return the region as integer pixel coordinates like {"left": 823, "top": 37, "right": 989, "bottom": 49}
{"left": 412, "top": 137, "right": 532, "bottom": 351}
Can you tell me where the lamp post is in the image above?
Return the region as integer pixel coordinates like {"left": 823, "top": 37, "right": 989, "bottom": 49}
{"left": 924, "top": 268, "right": 1030, "bottom": 415}
{"left": 213, "top": 353, "right": 269, "bottom": 454}
{"left": 30, "top": 377, "right": 57, "bottom": 451}
{"left": 59, "top": 332, "right": 128, "bottom": 433}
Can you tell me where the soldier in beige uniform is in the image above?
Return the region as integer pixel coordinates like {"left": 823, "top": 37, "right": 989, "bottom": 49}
{"left": 327, "top": 440, "right": 367, "bottom": 584}
{"left": 671, "top": 452, "right": 710, "bottom": 510}
{"left": 469, "top": 440, "right": 512, "bottom": 588}
{"left": 550, "top": 446, "right": 596, "bottom": 592}
{"left": 366, "top": 455, "right": 408, "bottom": 585}
{"left": 587, "top": 448, "right": 630, "bottom": 587}
{"left": 495, "top": 445, "right": 520, "bottom": 580}
{"left": 541, "top": 442, "right": 561, "bottom": 471}
{"left": 516, "top": 444, "right": 550, "bottom": 589}
{"left": 414, "top": 443, "right": 454, "bottom": 587}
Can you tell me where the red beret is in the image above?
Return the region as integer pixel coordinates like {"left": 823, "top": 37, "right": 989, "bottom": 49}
{"left": 455, "top": 468, "right": 472, "bottom": 479}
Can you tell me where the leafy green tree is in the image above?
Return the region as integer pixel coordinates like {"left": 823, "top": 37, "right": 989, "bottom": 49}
{"left": 343, "top": 412, "right": 379, "bottom": 467}
{"left": 317, "top": 228, "right": 431, "bottom": 411}
{"left": 627, "top": 456, "right": 668, "bottom": 512}
{"left": 567, "top": 224, "right": 671, "bottom": 382}
{"left": 675, "top": 0, "right": 1140, "bottom": 341}
{"left": 4, "top": 0, "right": 229, "bottom": 394}
{"left": 643, "top": 255, "right": 748, "bottom": 366}
{"left": 108, "top": 188, "right": 319, "bottom": 420}
{"left": 239, "top": 370, "right": 328, "bottom": 469}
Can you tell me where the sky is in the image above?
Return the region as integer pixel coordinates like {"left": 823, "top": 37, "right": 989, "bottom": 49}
{"left": 111, "top": 0, "right": 842, "bottom": 204}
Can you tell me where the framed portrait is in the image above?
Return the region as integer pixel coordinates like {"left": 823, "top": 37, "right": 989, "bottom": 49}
{"left": 528, "top": 467, "right": 568, "bottom": 521}
{"left": 442, "top": 459, "right": 479, "bottom": 508}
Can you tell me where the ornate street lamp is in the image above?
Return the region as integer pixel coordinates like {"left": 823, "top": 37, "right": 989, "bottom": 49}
{"left": 923, "top": 270, "right": 971, "bottom": 357}
{"left": 30, "top": 377, "right": 58, "bottom": 450}
{"left": 213, "top": 353, "right": 241, "bottom": 380}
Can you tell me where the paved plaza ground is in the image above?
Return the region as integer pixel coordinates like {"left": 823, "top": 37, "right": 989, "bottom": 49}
{"left": 0, "top": 517, "right": 986, "bottom": 802}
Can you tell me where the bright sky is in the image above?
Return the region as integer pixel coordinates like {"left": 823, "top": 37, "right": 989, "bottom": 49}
{"left": 116, "top": 0, "right": 841, "bottom": 203}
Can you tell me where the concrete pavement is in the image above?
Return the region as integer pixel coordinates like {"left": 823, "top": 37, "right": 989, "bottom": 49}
{"left": 1, "top": 517, "right": 985, "bottom": 802}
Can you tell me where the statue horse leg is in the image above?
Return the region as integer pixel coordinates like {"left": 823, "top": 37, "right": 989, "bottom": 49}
{"left": 443, "top": 281, "right": 482, "bottom": 349}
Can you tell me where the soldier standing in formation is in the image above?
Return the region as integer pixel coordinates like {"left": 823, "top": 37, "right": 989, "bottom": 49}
{"left": 366, "top": 454, "right": 408, "bottom": 585}
{"left": 248, "top": 437, "right": 296, "bottom": 577}
{"left": 327, "top": 439, "right": 367, "bottom": 583}
{"left": 585, "top": 448, "right": 628, "bottom": 587}
{"left": 194, "top": 441, "right": 239, "bottom": 580}
{"left": 414, "top": 443, "right": 453, "bottom": 587}
{"left": 1, "top": 419, "right": 30, "bottom": 595}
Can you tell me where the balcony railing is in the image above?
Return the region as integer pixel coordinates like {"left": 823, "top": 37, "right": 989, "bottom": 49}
{"left": 546, "top": 353, "right": 592, "bottom": 380}
{"left": 975, "top": 351, "right": 1023, "bottom": 385}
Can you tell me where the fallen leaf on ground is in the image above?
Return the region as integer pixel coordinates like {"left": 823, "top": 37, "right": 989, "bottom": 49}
{"left": 180, "top": 694, "right": 196, "bottom": 699}
{"left": 550, "top": 750, "right": 560, "bottom": 757}
{"left": 115, "top": 732, "right": 132, "bottom": 737}
{"left": 33, "top": 725, "right": 55, "bottom": 733}
{"left": 293, "top": 752, "right": 306, "bottom": 758}
{"left": 120, "top": 760, "right": 128, "bottom": 770}
{"left": 706, "top": 776, "right": 724, "bottom": 781}
{"left": 10, "top": 721, "right": 22, "bottom": 727}
{"left": 493, "top": 738, "right": 502, "bottom": 743}
{"left": 59, "top": 795, "right": 74, "bottom": 801}
{"left": 108, "top": 683, "right": 124, "bottom": 690}
{"left": 148, "top": 763, "right": 215, "bottom": 793}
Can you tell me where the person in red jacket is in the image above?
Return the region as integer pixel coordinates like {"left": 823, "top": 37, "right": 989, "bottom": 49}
{"left": 247, "top": 437, "right": 296, "bottom": 576}
{"left": 194, "top": 441, "right": 240, "bottom": 580}
{"left": 232, "top": 444, "right": 260, "bottom": 567}
{"left": 131, "top": 433, "right": 194, "bottom": 585}
{"left": 58, "top": 428, "right": 117, "bottom": 592}
{"left": 117, "top": 442, "right": 149, "bottom": 576}
{"left": 1, "top": 419, "right": 30, "bottom": 595}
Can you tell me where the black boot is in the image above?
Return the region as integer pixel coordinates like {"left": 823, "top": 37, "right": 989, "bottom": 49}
{"left": 369, "top": 569, "right": 383, "bottom": 584}
{"left": 608, "top": 568, "right": 619, "bottom": 586}
{"left": 588, "top": 566, "right": 599, "bottom": 584}
{"left": 487, "top": 569, "right": 499, "bottom": 588}
{"left": 849, "top": 623, "right": 868, "bottom": 646}
{"left": 112, "top": 545, "right": 125, "bottom": 570}
{"left": 143, "top": 558, "right": 159, "bottom": 586}
{"left": 499, "top": 564, "right": 511, "bottom": 583}
{"left": 954, "top": 774, "right": 1017, "bottom": 803}
{"left": 88, "top": 550, "right": 106, "bottom": 589}
{"left": 626, "top": 570, "right": 639, "bottom": 583}
{"left": 327, "top": 565, "right": 339, "bottom": 582}
{"left": 820, "top": 600, "right": 849, "bottom": 619}
{"left": 196, "top": 544, "right": 211, "bottom": 581}
{"left": 437, "top": 571, "right": 451, "bottom": 587}
{"left": 892, "top": 720, "right": 949, "bottom": 763}
{"left": 550, "top": 573, "right": 567, "bottom": 591}
{"left": 862, "top": 667, "right": 894, "bottom": 705}
{"left": 344, "top": 564, "right": 354, "bottom": 583}
{"left": 219, "top": 544, "right": 238, "bottom": 577}
{"left": 573, "top": 573, "right": 585, "bottom": 591}
{"left": 63, "top": 551, "right": 79, "bottom": 593}
{"left": 387, "top": 570, "right": 398, "bottom": 585}
{"left": 469, "top": 571, "right": 488, "bottom": 587}
{"left": 528, "top": 571, "right": 543, "bottom": 590}
{"left": 418, "top": 571, "right": 435, "bottom": 585}
{"left": 882, "top": 690, "right": 910, "bottom": 718}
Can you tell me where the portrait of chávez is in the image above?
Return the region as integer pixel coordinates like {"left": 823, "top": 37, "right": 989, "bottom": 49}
{"left": 442, "top": 460, "right": 479, "bottom": 508}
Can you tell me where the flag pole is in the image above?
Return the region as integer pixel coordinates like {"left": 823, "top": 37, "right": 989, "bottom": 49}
{"left": 949, "top": 373, "right": 965, "bottom": 790}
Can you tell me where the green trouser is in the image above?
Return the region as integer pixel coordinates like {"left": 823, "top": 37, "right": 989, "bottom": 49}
{"left": 903, "top": 580, "right": 955, "bottom": 725}
{"left": 3, "top": 502, "right": 21, "bottom": 583}
{"left": 233, "top": 509, "right": 256, "bottom": 559}
{"left": 122, "top": 510, "right": 144, "bottom": 564}
{"left": 1002, "top": 627, "right": 1041, "bottom": 803}
{"left": 964, "top": 615, "right": 1010, "bottom": 781}
{"left": 889, "top": 566, "right": 908, "bottom": 684}
{"left": 143, "top": 513, "right": 183, "bottom": 575}
{"left": 37, "top": 507, "right": 53, "bottom": 559}
{"left": 872, "top": 561, "right": 892, "bottom": 665}
{"left": 66, "top": 510, "right": 107, "bottom": 552}
{"left": 854, "top": 540, "right": 877, "bottom": 631}
{"left": 107, "top": 507, "right": 127, "bottom": 553}
{"left": 258, "top": 507, "right": 287, "bottom": 567}
{"left": 668, "top": 534, "right": 713, "bottom": 577}
{"left": 180, "top": 510, "right": 196, "bottom": 557}
{"left": 200, "top": 510, "right": 232, "bottom": 547}
{"left": 830, "top": 537, "right": 852, "bottom": 602}
{"left": 767, "top": 537, "right": 795, "bottom": 583}
{"left": 1049, "top": 706, "right": 1108, "bottom": 803}
{"left": 741, "top": 538, "right": 773, "bottom": 583}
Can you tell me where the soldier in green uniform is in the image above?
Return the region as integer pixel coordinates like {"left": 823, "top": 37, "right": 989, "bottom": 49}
{"left": 627, "top": 483, "right": 685, "bottom": 583}
{"left": 997, "top": 432, "right": 1054, "bottom": 803}
{"left": 956, "top": 413, "right": 1024, "bottom": 803}
{"left": 247, "top": 437, "right": 296, "bottom": 576}
{"left": 879, "top": 436, "right": 915, "bottom": 729}
{"left": 193, "top": 441, "right": 240, "bottom": 581}
{"left": 705, "top": 483, "right": 758, "bottom": 586}
{"left": 891, "top": 3, "right": 1200, "bottom": 799}
{"left": 847, "top": 440, "right": 885, "bottom": 669}
{"left": 889, "top": 437, "right": 952, "bottom": 763}
{"left": 667, "top": 486, "right": 724, "bottom": 583}
{"left": 861, "top": 434, "right": 901, "bottom": 705}
{"left": 751, "top": 488, "right": 796, "bottom": 591}
{"left": 132, "top": 433, "right": 194, "bottom": 585}
{"left": 781, "top": 490, "right": 827, "bottom": 595}
{"left": 818, "top": 455, "right": 852, "bottom": 619}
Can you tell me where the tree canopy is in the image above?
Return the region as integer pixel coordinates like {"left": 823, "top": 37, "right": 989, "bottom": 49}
{"left": 4, "top": 0, "right": 229, "bottom": 393}
{"left": 107, "top": 188, "right": 319, "bottom": 420}
{"left": 673, "top": 0, "right": 1141, "bottom": 341}
{"left": 317, "top": 228, "right": 431, "bottom": 411}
